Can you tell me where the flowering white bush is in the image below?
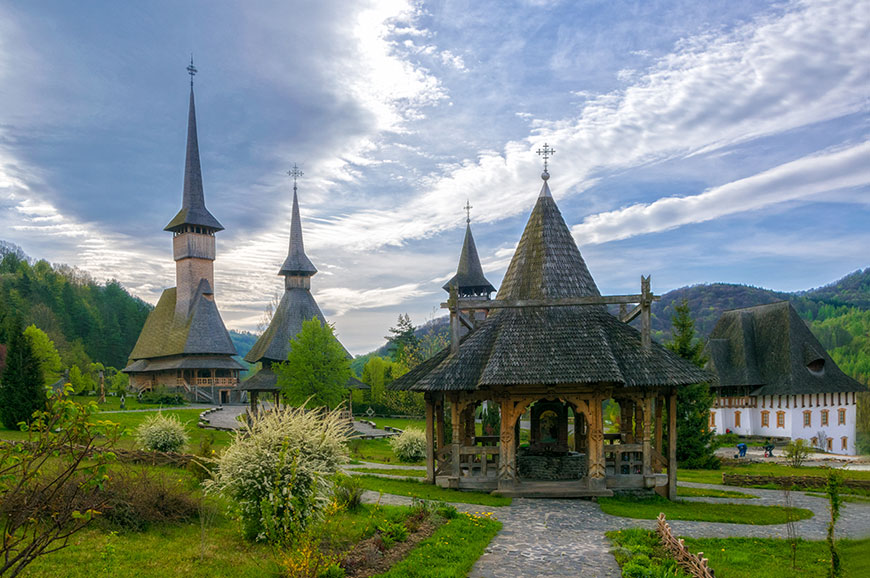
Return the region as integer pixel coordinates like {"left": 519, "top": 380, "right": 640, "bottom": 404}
{"left": 207, "top": 406, "right": 349, "bottom": 543}
{"left": 135, "top": 412, "right": 189, "bottom": 453}
{"left": 389, "top": 428, "right": 426, "bottom": 462}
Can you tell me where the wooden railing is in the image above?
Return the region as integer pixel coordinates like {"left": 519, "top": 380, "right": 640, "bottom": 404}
{"left": 604, "top": 443, "right": 644, "bottom": 476}
{"left": 435, "top": 444, "right": 499, "bottom": 478}
{"left": 657, "top": 514, "right": 716, "bottom": 578}
{"left": 193, "top": 377, "right": 237, "bottom": 387}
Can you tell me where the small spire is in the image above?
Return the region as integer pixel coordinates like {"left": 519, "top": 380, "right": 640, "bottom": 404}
{"left": 279, "top": 165, "right": 317, "bottom": 277}
{"left": 187, "top": 55, "right": 197, "bottom": 87}
{"left": 464, "top": 199, "right": 473, "bottom": 224}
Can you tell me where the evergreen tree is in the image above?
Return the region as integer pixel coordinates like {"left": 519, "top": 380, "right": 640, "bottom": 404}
{"left": 666, "top": 299, "right": 719, "bottom": 469}
{"left": 385, "top": 313, "right": 418, "bottom": 364}
{"left": 275, "top": 317, "right": 351, "bottom": 410}
{"left": 0, "top": 324, "right": 46, "bottom": 429}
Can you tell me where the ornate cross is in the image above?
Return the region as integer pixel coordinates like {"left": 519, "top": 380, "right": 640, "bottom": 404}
{"left": 464, "top": 199, "right": 473, "bottom": 224}
{"left": 536, "top": 142, "right": 555, "bottom": 174}
{"left": 288, "top": 163, "right": 303, "bottom": 192}
{"left": 187, "top": 56, "right": 197, "bottom": 87}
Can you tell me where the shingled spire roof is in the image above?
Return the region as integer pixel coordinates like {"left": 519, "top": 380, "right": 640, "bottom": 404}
{"left": 164, "top": 84, "right": 224, "bottom": 232}
{"left": 443, "top": 220, "right": 495, "bottom": 297}
{"left": 392, "top": 170, "right": 709, "bottom": 392}
{"left": 278, "top": 189, "right": 317, "bottom": 276}
{"left": 707, "top": 301, "right": 865, "bottom": 396}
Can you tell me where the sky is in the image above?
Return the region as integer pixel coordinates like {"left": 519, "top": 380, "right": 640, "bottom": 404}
{"left": 0, "top": 0, "right": 868, "bottom": 355}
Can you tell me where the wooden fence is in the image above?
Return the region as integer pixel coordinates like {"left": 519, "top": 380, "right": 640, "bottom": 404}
{"left": 656, "top": 513, "right": 715, "bottom": 578}
{"left": 723, "top": 473, "right": 870, "bottom": 491}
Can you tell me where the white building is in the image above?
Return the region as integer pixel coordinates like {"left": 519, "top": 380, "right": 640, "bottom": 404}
{"left": 706, "top": 302, "right": 864, "bottom": 455}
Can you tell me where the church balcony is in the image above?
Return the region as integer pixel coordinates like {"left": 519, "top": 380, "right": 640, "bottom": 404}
{"left": 188, "top": 377, "right": 238, "bottom": 387}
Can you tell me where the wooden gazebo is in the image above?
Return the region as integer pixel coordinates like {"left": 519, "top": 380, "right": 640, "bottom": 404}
{"left": 391, "top": 167, "right": 709, "bottom": 498}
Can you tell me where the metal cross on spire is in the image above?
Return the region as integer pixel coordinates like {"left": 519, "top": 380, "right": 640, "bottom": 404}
{"left": 187, "top": 55, "right": 197, "bottom": 87}
{"left": 536, "top": 143, "right": 555, "bottom": 176}
{"left": 464, "top": 199, "right": 473, "bottom": 224}
{"left": 288, "top": 163, "right": 304, "bottom": 193}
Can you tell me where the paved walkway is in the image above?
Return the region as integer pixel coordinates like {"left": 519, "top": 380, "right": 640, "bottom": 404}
{"left": 201, "top": 405, "right": 248, "bottom": 429}
{"left": 360, "top": 479, "right": 870, "bottom": 578}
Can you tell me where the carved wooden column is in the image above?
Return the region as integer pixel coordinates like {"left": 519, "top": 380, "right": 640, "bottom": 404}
{"left": 435, "top": 399, "right": 445, "bottom": 451}
{"left": 498, "top": 399, "right": 517, "bottom": 488}
{"left": 587, "top": 396, "right": 606, "bottom": 490}
{"left": 654, "top": 395, "right": 664, "bottom": 467}
{"left": 451, "top": 400, "right": 462, "bottom": 478}
{"left": 634, "top": 401, "right": 644, "bottom": 441}
{"left": 667, "top": 392, "right": 678, "bottom": 500}
{"left": 425, "top": 395, "right": 435, "bottom": 483}
{"left": 642, "top": 395, "right": 653, "bottom": 478}
{"left": 463, "top": 404, "right": 476, "bottom": 445}
{"left": 619, "top": 399, "right": 634, "bottom": 443}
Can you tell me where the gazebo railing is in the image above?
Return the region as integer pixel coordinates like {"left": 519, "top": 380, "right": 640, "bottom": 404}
{"left": 604, "top": 442, "right": 644, "bottom": 476}
{"left": 436, "top": 444, "right": 500, "bottom": 478}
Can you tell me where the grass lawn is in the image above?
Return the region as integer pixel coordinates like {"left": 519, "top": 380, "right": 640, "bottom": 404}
{"left": 374, "top": 512, "right": 501, "bottom": 578}
{"left": 365, "top": 417, "right": 426, "bottom": 432}
{"left": 348, "top": 437, "right": 425, "bottom": 466}
{"left": 677, "top": 486, "right": 758, "bottom": 499}
{"left": 678, "top": 462, "right": 870, "bottom": 485}
{"left": 598, "top": 495, "right": 813, "bottom": 525}
{"left": 350, "top": 467, "right": 426, "bottom": 477}
{"left": 681, "top": 536, "right": 870, "bottom": 578}
{"left": 20, "top": 508, "right": 277, "bottom": 578}
{"left": 356, "top": 475, "right": 512, "bottom": 507}
{"left": 72, "top": 395, "right": 189, "bottom": 411}
{"left": 608, "top": 528, "right": 690, "bottom": 578}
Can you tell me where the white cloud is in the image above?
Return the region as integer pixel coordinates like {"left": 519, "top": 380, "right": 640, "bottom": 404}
{"left": 572, "top": 141, "right": 870, "bottom": 244}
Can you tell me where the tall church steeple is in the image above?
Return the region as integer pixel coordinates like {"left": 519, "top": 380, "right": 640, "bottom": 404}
{"left": 164, "top": 59, "right": 223, "bottom": 317}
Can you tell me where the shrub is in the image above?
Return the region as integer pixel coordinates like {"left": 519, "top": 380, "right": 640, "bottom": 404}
{"left": 279, "top": 535, "right": 344, "bottom": 578}
{"left": 100, "top": 468, "right": 202, "bottom": 531}
{"left": 333, "top": 474, "right": 364, "bottom": 512}
{"left": 715, "top": 432, "right": 739, "bottom": 448}
{"left": 784, "top": 439, "right": 811, "bottom": 467}
{"left": 389, "top": 428, "right": 426, "bottom": 462}
{"left": 187, "top": 432, "right": 217, "bottom": 483}
{"left": 207, "top": 406, "right": 349, "bottom": 544}
{"left": 138, "top": 386, "right": 186, "bottom": 406}
{"left": 135, "top": 412, "right": 190, "bottom": 453}
{"left": 377, "top": 520, "right": 409, "bottom": 550}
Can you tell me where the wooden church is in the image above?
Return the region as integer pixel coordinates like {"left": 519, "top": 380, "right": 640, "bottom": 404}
{"left": 123, "top": 65, "right": 242, "bottom": 403}
{"left": 392, "top": 151, "right": 710, "bottom": 498}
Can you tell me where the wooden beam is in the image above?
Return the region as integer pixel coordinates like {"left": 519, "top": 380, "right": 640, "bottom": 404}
{"left": 440, "top": 294, "right": 661, "bottom": 310}
{"left": 458, "top": 311, "right": 475, "bottom": 331}
{"left": 425, "top": 401, "right": 435, "bottom": 484}
{"left": 620, "top": 304, "right": 642, "bottom": 323}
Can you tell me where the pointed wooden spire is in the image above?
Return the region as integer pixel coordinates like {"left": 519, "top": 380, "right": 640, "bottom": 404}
{"left": 278, "top": 166, "right": 317, "bottom": 277}
{"left": 443, "top": 203, "right": 495, "bottom": 297}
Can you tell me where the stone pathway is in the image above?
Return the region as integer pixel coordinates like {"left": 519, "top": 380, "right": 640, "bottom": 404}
{"left": 359, "top": 481, "right": 870, "bottom": 578}
{"left": 201, "top": 404, "right": 248, "bottom": 429}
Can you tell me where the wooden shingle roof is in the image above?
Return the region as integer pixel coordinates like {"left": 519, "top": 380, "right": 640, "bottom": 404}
{"left": 124, "top": 283, "right": 239, "bottom": 369}
{"left": 392, "top": 177, "right": 709, "bottom": 392}
{"left": 443, "top": 223, "right": 495, "bottom": 296}
{"left": 706, "top": 301, "right": 865, "bottom": 396}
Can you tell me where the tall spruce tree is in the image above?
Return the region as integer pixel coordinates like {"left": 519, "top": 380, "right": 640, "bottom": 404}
{"left": 0, "top": 324, "right": 46, "bottom": 429}
{"left": 666, "top": 299, "right": 719, "bottom": 469}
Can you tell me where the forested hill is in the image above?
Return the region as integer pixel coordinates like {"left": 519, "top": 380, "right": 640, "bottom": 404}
{"left": 0, "top": 242, "right": 151, "bottom": 369}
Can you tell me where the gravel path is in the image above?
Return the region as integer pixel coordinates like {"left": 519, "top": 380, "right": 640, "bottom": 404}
{"left": 360, "top": 480, "right": 870, "bottom": 578}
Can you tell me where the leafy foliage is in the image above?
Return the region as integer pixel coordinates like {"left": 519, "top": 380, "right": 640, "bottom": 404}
{"left": 665, "top": 299, "right": 719, "bottom": 469}
{"left": 135, "top": 412, "right": 190, "bottom": 453}
{"left": 207, "top": 405, "right": 349, "bottom": 543}
{"left": 0, "top": 386, "right": 121, "bottom": 577}
{"left": 389, "top": 428, "right": 427, "bottom": 462}
{"left": 276, "top": 318, "right": 351, "bottom": 410}
{"left": 22, "top": 325, "right": 62, "bottom": 386}
{"left": 0, "top": 325, "right": 46, "bottom": 429}
{"left": 783, "top": 439, "right": 811, "bottom": 467}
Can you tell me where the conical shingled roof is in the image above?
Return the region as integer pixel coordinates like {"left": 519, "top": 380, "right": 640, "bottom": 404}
{"left": 278, "top": 190, "right": 317, "bottom": 276}
{"left": 391, "top": 176, "right": 710, "bottom": 392}
{"left": 165, "top": 86, "right": 224, "bottom": 232}
{"left": 707, "top": 301, "right": 865, "bottom": 396}
{"left": 442, "top": 223, "right": 495, "bottom": 296}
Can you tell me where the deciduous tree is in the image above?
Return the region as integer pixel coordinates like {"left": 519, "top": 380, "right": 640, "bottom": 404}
{"left": 22, "top": 325, "right": 62, "bottom": 386}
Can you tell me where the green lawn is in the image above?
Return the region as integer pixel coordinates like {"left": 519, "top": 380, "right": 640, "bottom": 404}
{"left": 374, "top": 512, "right": 501, "bottom": 578}
{"left": 681, "top": 536, "right": 870, "bottom": 578}
{"left": 366, "top": 417, "right": 426, "bottom": 432}
{"left": 356, "top": 475, "right": 512, "bottom": 507}
{"left": 598, "top": 495, "right": 813, "bottom": 525}
{"left": 678, "top": 462, "right": 870, "bottom": 485}
{"left": 348, "top": 437, "right": 425, "bottom": 465}
{"left": 677, "top": 486, "right": 758, "bottom": 499}
{"left": 71, "top": 395, "right": 188, "bottom": 411}
{"left": 350, "top": 467, "right": 426, "bottom": 477}
{"left": 608, "top": 528, "right": 690, "bottom": 578}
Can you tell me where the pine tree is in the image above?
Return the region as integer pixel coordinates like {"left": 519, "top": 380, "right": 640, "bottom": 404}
{"left": 666, "top": 299, "right": 719, "bottom": 469}
{"left": 385, "top": 313, "right": 418, "bottom": 364}
{"left": 0, "top": 324, "right": 46, "bottom": 429}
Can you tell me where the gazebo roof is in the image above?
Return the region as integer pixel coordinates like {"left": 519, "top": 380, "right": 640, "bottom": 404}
{"left": 392, "top": 175, "right": 710, "bottom": 392}
{"left": 706, "top": 301, "right": 865, "bottom": 396}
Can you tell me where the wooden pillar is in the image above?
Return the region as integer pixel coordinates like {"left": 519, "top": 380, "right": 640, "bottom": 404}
{"left": 211, "top": 369, "right": 217, "bottom": 406}
{"left": 574, "top": 410, "right": 583, "bottom": 452}
{"left": 588, "top": 396, "right": 606, "bottom": 490}
{"left": 449, "top": 286, "right": 460, "bottom": 354}
{"left": 464, "top": 404, "right": 476, "bottom": 445}
{"left": 451, "top": 400, "right": 462, "bottom": 478}
{"left": 498, "top": 399, "right": 517, "bottom": 487}
{"left": 641, "top": 276, "right": 651, "bottom": 350}
{"left": 667, "top": 392, "right": 677, "bottom": 500}
{"left": 250, "top": 390, "right": 258, "bottom": 413}
{"left": 425, "top": 398, "right": 435, "bottom": 483}
{"left": 642, "top": 395, "right": 652, "bottom": 477}
{"left": 620, "top": 400, "right": 634, "bottom": 443}
{"left": 435, "top": 400, "right": 445, "bottom": 451}
{"left": 654, "top": 396, "right": 663, "bottom": 455}
{"left": 634, "top": 402, "right": 644, "bottom": 441}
